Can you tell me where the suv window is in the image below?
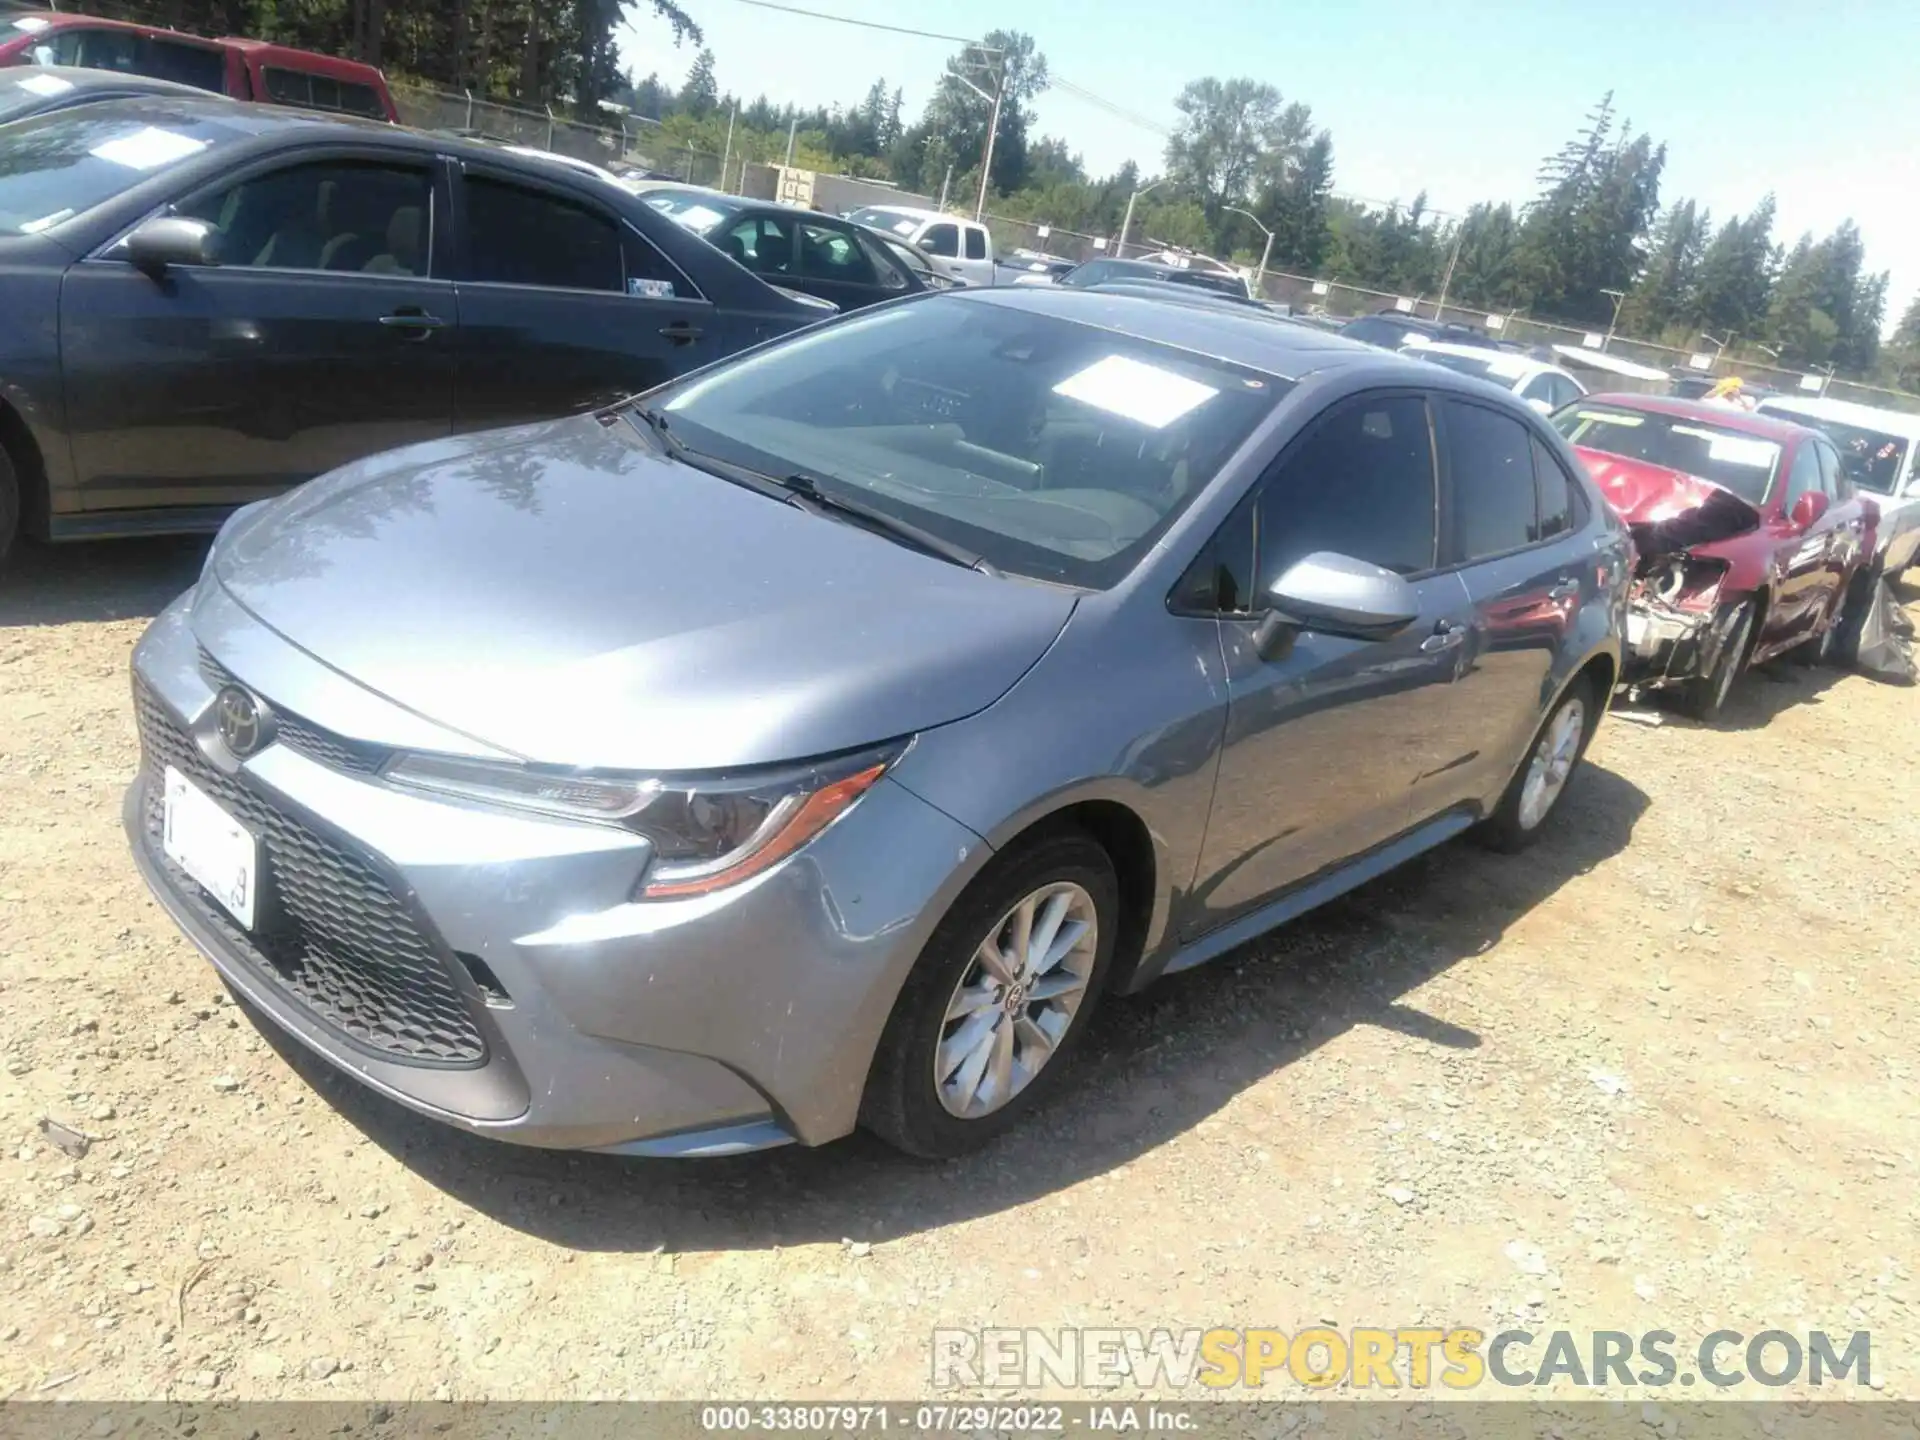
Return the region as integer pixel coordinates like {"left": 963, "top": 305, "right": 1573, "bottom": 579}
{"left": 920, "top": 222, "right": 959, "bottom": 258}
{"left": 1531, "top": 436, "right": 1579, "bottom": 541}
{"left": 464, "top": 175, "right": 622, "bottom": 291}
{"left": 1442, "top": 400, "right": 1537, "bottom": 562}
{"left": 963, "top": 225, "right": 987, "bottom": 260}
{"left": 1784, "top": 441, "right": 1823, "bottom": 509}
{"left": 176, "top": 160, "right": 431, "bottom": 274}
{"left": 1256, "top": 394, "right": 1438, "bottom": 586}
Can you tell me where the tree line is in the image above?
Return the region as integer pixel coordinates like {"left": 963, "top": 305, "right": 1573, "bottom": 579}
{"left": 628, "top": 42, "right": 1914, "bottom": 388}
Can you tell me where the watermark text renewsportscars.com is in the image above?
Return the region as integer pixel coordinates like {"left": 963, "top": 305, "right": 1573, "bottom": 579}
{"left": 931, "top": 1327, "right": 1874, "bottom": 1391}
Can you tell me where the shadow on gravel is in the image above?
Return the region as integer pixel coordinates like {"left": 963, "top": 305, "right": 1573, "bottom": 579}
{"left": 256, "top": 761, "right": 1649, "bottom": 1253}
{"left": 0, "top": 536, "right": 207, "bottom": 628}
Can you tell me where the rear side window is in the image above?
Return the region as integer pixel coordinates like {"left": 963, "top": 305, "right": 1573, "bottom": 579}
{"left": 921, "top": 222, "right": 959, "bottom": 258}
{"left": 1256, "top": 394, "right": 1438, "bottom": 583}
{"left": 262, "top": 66, "right": 385, "bottom": 118}
{"left": 463, "top": 175, "right": 622, "bottom": 292}
{"left": 963, "top": 226, "right": 987, "bottom": 260}
{"left": 1531, "top": 436, "right": 1579, "bottom": 540}
{"left": 1442, "top": 399, "right": 1536, "bottom": 563}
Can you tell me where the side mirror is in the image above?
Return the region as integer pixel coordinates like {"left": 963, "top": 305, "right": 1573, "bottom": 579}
{"left": 1790, "top": 490, "right": 1830, "bottom": 531}
{"left": 125, "top": 216, "right": 218, "bottom": 277}
{"left": 1251, "top": 550, "right": 1421, "bottom": 660}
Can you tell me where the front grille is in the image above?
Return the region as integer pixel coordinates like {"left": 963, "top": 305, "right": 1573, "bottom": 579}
{"left": 197, "top": 650, "right": 389, "bottom": 776}
{"left": 135, "top": 680, "right": 486, "bottom": 1066}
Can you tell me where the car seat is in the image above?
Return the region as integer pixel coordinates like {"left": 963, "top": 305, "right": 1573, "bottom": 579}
{"left": 362, "top": 206, "right": 423, "bottom": 275}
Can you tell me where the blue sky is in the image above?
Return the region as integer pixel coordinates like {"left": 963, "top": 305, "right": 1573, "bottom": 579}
{"left": 620, "top": 0, "right": 1920, "bottom": 326}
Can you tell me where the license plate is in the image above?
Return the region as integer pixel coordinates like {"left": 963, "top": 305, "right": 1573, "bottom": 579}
{"left": 162, "top": 765, "right": 258, "bottom": 930}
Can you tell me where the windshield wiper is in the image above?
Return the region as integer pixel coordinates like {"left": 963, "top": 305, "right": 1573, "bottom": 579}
{"left": 778, "top": 473, "right": 996, "bottom": 574}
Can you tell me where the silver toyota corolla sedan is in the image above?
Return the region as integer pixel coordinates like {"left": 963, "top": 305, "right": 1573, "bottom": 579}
{"left": 127, "top": 289, "right": 1631, "bottom": 1159}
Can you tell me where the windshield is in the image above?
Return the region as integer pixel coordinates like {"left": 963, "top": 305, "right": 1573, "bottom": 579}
{"left": 1765, "top": 412, "right": 1909, "bottom": 495}
{"left": 846, "top": 206, "right": 921, "bottom": 238}
{"left": 659, "top": 297, "right": 1288, "bottom": 587}
{"left": 640, "top": 189, "right": 739, "bottom": 235}
{"left": 0, "top": 102, "right": 239, "bottom": 235}
{"left": 1555, "top": 404, "right": 1781, "bottom": 505}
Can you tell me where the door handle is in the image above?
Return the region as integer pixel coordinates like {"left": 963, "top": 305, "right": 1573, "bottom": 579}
{"left": 379, "top": 308, "right": 446, "bottom": 335}
{"left": 1420, "top": 622, "right": 1467, "bottom": 653}
{"left": 1548, "top": 579, "right": 1581, "bottom": 600}
{"left": 659, "top": 323, "right": 705, "bottom": 344}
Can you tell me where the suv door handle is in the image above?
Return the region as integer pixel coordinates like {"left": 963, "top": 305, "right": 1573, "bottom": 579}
{"left": 378, "top": 307, "right": 446, "bottom": 336}
{"left": 660, "top": 322, "right": 704, "bottom": 344}
{"left": 1420, "top": 622, "right": 1467, "bottom": 653}
{"left": 1548, "top": 579, "right": 1582, "bottom": 600}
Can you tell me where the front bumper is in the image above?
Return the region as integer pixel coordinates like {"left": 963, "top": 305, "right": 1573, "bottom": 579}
{"left": 124, "top": 592, "right": 988, "bottom": 1152}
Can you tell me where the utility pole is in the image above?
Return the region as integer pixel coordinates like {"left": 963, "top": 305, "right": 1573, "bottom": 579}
{"left": 1223, "top": 205, "right": 1274, "bottom": 300}
{"left": 783, "top": 114, "right": 798, "bottom": 169}
{"left": 1117, "top": 180, "right": 1163, "bottom": 256}
{"left": 1433, "top": 225, "right": 1464, "bottom": 321}
{"left": 1600, "top": 287, "right": 1627, "bottom": 351}
{"left": 937, "top": 164, "right": 953, "bottom": 213}
{"left": 944, "top": 43, "right": 1006, "bottom": 220}
{"left": 720, "top": 104, "right": 736, "bottom": 188}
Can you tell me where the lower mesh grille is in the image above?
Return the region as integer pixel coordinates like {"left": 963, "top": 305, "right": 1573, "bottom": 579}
{"left": 135, "top": 680, "right": 486, "bottom": 1067}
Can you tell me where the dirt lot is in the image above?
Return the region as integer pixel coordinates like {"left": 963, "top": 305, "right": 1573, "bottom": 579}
{"left": 1, "top": 537, "right": 1916, "bottom": 1404}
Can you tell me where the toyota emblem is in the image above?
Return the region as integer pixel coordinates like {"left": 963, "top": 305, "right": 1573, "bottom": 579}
{"left": 215, "top": 685, "right": 272, "bottom": 758}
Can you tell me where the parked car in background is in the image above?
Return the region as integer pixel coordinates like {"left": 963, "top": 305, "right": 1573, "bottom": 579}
{"left": 0, "top": 12, "right": 398, "bottom": 119}
{"left": 0, "top": 97, "right": 832, "bottom": 564}
{"left": 0, "top": 62, "right": 208, "bottom": 125}
{"left": 1406, "top": 341, "right": 1586, "bottom": 414}
{"left": 1755, "top": 394, "right": 1920, "bottom": 576}
{"left": 638, "top": 186, "right": 934, "bottom": 311}
{"left": 1555, "top": 395, "right": 1873, "bottom": 716}
{"left": 1342, "top": 312, "right": 1504, "bottom": 351}
{"left": 126, "top": 286, "right": 1625, "bottom": 1161}
{"left": 841, "top": 203, "right": 995, "bottom": 286}
{"left": 1086, "top": 278, "right": 1294, "bottom": 320}
{"left": 994, "top": 248, "right": 1074, "bottom": 285}
{"left": 1026, "top": 255, "right": 1255, "bottom": 301}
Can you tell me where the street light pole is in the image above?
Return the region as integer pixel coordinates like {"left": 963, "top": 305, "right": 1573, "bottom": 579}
{"left": 1117, "top": 180, "right": 1163, "bottom": 256}
{"left": 1433, "top": 225, "right": 1465, "bottom": 321}
{"left": 1223, "top": 204, "right": 1274, "bottom": 300}
{"left": 1600, "top": 287, "right": 1626, "bottom": 351}
{"left": 945, "top": 47, "right": 1006, "bottom": 221}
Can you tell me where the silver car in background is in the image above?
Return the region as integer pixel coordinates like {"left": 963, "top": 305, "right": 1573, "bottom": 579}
{"left": 127, "top": 289, "right": 1629, "bottom": 1159}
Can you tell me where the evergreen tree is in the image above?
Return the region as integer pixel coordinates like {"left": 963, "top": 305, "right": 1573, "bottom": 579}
{"left": 1690, "top": 195, "right": 1777, "bottom": 339}
{"left": 679, "top": 47, "right": 718, "bottom": 116}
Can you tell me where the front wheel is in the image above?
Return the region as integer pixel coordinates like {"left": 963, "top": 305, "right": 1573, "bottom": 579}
{"left": 1475, "top": 676, "right": 1594, "bottom": 853}
{"left": 860, "top": 831, "right": 1118, "bottom": 1158}
{"left": 1678, "top": 598, "right": 1754, "bottom": 720}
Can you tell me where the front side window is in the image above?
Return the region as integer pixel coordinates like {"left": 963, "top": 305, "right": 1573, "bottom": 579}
{"left": 1554, "top": 404, "right": 1781, "bottom": 506}
{"left": 0, "top": 103, "right": 245, "bottom": 236}
{"left": 145, "top": 38, "right": 225, "bottom": 92}
{"left": 963, "top": 225, "right": 987, "bottom": 260}
{"left": 45, "top": 26, "right": 139, "bottom": 72}
{"left": 1442, "top": 399, "right": 1536, "bottom": 563}
{"left": 463, "top": 175, "right": 622, "bottom": 291}
{"left": 920, "top": 222, "right": 959, "bottom": 258}
{"left": 1255, "top": 394, "right": 1437, "bottom": 585}
{"left": 1814, "top": 441, "right": 1853, "bottom": 500}
{"left": 1784, "top": 442, "right": 1822, "bottom": 509}
{"left": 660, "top": 299, "right": 1287, "bottom": 587}
{"left": 177, "top": 160, "right": 431, "bottom": 274}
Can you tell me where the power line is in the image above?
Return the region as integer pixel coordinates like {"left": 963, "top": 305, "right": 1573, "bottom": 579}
{"left": 710, "top": 0, "right": 994, "bottom": 50}
{"left": 1047, "top": 77, "right": 1171, "bottom": 138}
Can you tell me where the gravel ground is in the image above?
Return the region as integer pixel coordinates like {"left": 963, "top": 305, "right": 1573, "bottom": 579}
{"left": 1, "top": 538, "right": 1915, "bottom": 1404}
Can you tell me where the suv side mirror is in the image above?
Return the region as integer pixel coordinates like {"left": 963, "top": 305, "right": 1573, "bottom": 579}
{"left": 126, "top": 216, "right": 218, "bottom": 276}
{"left": 1251, "top": 550, "right": 1421, "bottom": 659}
{"left": 1790, "top": 490, "right": 1830, "bottom": 531}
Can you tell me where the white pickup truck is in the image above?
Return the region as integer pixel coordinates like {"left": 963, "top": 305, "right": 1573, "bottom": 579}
{"left": 842, "top": 204, "right": 997, "bottom": 287}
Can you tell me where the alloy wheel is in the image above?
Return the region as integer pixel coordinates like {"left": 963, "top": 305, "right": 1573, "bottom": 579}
{"left": 934, "top": 881, "right": 1099, "bottom": 1119}
{"left": 1518, "top": 697, "right": 1586, "bottom": 831}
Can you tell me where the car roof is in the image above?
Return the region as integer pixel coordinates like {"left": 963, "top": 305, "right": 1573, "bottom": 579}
{"left": 216, "top": 37, "right": 388, "bottom": 74}
{"left": 1756, "top": 394, "right": 1920, "bottom": 441}
{"left": 965, "top": 286, "right": 1413, "bottom": 382}
{"left": 1578, "top": 392, "right": 1818, "bottom": 443}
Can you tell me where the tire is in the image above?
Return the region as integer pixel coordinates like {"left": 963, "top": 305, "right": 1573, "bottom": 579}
{"left": 1792, "top": 593, "right": 1844, "bottom": 667}
{"left": 0, "top": 442, "right": 19, "bottom": 572}
{"left": 860, "top": 830, "right": 1119, "bottom": 1159}
{"left": 1474, "top": 675, "right": 1595, "bottom": 854}
{"left": 1677, "top": 598, "right": 1754, "bottom": 721}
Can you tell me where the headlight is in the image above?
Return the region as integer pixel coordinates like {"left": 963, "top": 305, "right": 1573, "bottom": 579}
{"left": 382, "top": 743, "right": 903, "bottom": 899}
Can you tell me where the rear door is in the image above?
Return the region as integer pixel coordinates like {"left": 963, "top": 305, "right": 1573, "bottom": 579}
{"left": 449, "top": 162, "right": 715, "bottom": 429}
{"left": 59, "top": 150, "right": 456, "bottom": 514}
{"left": 1184, "top": 391, "right": 1474, "bottom": 937}
{"left": 1436, "top": 398, "right": 1595, "bottom": 813}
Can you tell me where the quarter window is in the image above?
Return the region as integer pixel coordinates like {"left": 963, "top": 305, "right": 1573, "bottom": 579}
{"left": 1531, "top": 436, "right": 1577, "bottom": 541}
{"left": 1442, "top": 399, "right": 1536, "bottom": 563}
{"left": 175, "top": 160, "right": 432, "bottom": 275}
{"left": 1254, "top": 394, "right": 1438, "bottom": 586}
{"left": 464, "top": 176, "right": 622, "bottom": 292}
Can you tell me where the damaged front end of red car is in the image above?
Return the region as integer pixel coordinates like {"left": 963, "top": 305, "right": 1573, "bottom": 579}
{"left": 1578, "top": 450, "right": 1763, "bottom": 692}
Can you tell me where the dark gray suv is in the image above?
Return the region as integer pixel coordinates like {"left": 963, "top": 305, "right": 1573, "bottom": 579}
{"left": 126, "top": 288, "right": 1630, "bottom": 1159}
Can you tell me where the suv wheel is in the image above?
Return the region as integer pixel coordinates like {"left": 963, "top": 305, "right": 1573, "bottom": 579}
{"left": 1475, "top": 676, "right": 1594, "bottom": 853}
{"left": 861, "top": 831, "right": 1118, "bottom": 1158}
{"left": 1679, "top": 598, "right": 1754, "bottom": 720}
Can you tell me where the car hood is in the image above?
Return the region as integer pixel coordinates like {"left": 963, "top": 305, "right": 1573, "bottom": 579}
{"left": 210, "top": 414, "right": 1077, "bottom": 771}
{"left": 1575, "top": 446, "right": 1763, "bottom": 558}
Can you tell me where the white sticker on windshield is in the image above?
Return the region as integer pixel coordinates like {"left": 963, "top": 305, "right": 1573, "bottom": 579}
{"left": 89, "top": 127, "right": 210, "bottom": 172}
{"left": 891, "top": 219, "right": 916, "bottom": 236}
{"left": 1703, "top": 434, "right": 1778, "bottom": 467}
{"left": 1052, "top": 354, "right": 1219, "bottom": 429}
{"left": 10, "top": 15, "right": 51, "bottom": 30}
{"left": 674, "top": 203, "right": 725, "bottom": 231}
{"left": 18, "top": 72, "right": 75, "bottom": 97}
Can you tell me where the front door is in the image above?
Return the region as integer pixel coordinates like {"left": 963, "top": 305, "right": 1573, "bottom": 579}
{"left": 60, "top": 154, "right": 455, "bottom": 514}
{"left": 1766, "top": 438, "right": 1844, "bottom": 647}
{"left": 1186, "top": 391, "right": 1472, "bottom": 937}
{"left": 450, "top": 165, "right": 715, "bottom": 429}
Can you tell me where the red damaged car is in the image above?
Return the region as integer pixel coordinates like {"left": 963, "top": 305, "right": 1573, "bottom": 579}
{"left": 1553, "top": 395, "right": 1876, "bottom": 718}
